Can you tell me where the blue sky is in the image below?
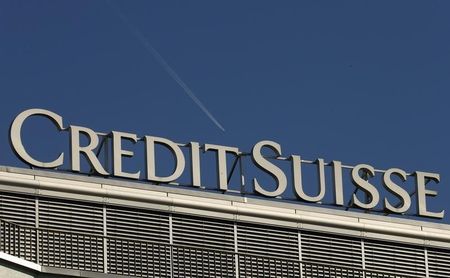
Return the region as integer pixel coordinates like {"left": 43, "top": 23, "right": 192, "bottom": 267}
{"left": 0, "top": 1, "right": 449, "bottom": 222}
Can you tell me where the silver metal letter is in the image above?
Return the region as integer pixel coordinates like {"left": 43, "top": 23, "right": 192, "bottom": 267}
{"left": 112, "top": 131, "right": 140, "bottom": 179}
{"left": 291, "top": 155, "right": 326, "bottom": 202}
{"left": 332, "top": 160, "right": 344, "bottom": 206}
{"left": 145, "top": 136, "right": 185, "bottom": 183}
{"left": 351, "top": 164, "right": 380, "bottom": 210}
{"left": 204, "top": 143, "right": 240, "bottom": 191}
{"left": 415, "top": 171, "right": 444, "bottom": 219}
{"left": 190, "top": 142, "right": 201, "bottom": 187}
{"left": 10, "top": 108, "right": 64, "bottom": 168}
{"left": 70, "top": 125, "right": 109, "bottom": 175}
{"left": 383, "top": 168, "right": 411, "bottom": 214}
{"left": 252, "top": 140, "right": 287, "bottom": 197}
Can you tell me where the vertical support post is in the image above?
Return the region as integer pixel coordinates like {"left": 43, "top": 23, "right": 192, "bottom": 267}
{"left": 361, "top": 238, "right": 366, "bottom": 278}
{"left": 234, "top": 222, "right": 239, "bottom": 278}
{"left": 35, "top": 196, "right": 40, "bottom": 264}
{"left": 103, "top": 205, "right": 107, "bottom": 273}
{"left": 298, "top": 230, "right": 303, "bottom": 278}
{"left": 169, "top": 214, "right": 173, "bottom": 278}
{"left": 424, "top": 247, "right": 429, "bottom": 278}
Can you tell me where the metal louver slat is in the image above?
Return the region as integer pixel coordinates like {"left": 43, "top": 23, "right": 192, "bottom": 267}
{"left": 365, "top": 239, "right": 426, "bottom": 277}
{"left": 237, "top": 223, "right": 300, "bottom": 278}
{"left": 106, "top": 206, "right": 170, "bottom": 277}
{"left": 172, "top": 214, "right": 235, "bottom": 278}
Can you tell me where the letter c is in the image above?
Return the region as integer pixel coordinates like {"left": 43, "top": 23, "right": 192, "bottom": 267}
{"left": 10, "top": 108, "right": 64, "bottom": 168}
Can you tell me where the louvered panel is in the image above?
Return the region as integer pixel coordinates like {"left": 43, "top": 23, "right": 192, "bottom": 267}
{"left": 363, "top": 271, "right": 400, "bottom": 278}
{"left": 0, "top": 192, "right": 35, "bottom": 226}
{"left": 237, "top": 223, "right": 300, "bottom": 277}
{"left": 365, "top": 240, "right": 426, "bottom": 277}
{"left": 106, "top": 206, "right": 170, "bottom": 242}
{"left": 428, "top": 247, "right": 450, "bottom": 278}
{"left": 239, "top": 254, "right": 300, "bottom": 278}
{"left": 38, "top": 198, "right": 103, "bottom": 272}
{"left": 172, "top": 215, "right": 235, "bottom": 277}
{"left": 39, "top": 230, "right": 103, "bottom": 272}
{"left": 172, "top": 215, "right": 234, "bottom": 251}
{"left": 301, "top": 231, "right": 363, "bottom": 271}
{"left": 39, "top": 198, "right": 103, "bottom": 234}
{"left": 106, "top": 206, "right": 170, "bottom": 277}
{"left": 237, "top": 223, "right": 298, "bottom": 258}
{"left": 107, "top": 238, "right": 171, "bottom": 278}
{"left": 173, "top": 245, "right": 235, "bottom": 278}
{"left": 0, "top": 220, "right": 37, "bottom": 263}
{"left": 302, "top": 261, "right": 365, "bottom": 278}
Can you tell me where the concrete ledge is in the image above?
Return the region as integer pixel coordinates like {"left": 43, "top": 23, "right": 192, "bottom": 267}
{"left": 41, "top": 266, "right": 137, "bottom": 278}
{"left": 0, "top": 252, "right": 41, "bottom": 272}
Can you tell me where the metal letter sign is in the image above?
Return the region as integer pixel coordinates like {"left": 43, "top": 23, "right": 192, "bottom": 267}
{"left": 8, "top": 108, "right": 445, "bottom": 219}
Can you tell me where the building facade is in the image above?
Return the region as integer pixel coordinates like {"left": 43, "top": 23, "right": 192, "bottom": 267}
{"left": 0, "top": 166, "right": 449, "bottom": 278}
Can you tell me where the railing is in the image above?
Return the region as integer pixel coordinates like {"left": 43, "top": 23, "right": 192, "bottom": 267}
{"left": 0, "top": 219, "right": 423, "bottom": 278}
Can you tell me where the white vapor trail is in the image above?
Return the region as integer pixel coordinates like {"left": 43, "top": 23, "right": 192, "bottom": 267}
{"left": 107, "top": 1, "right": 226, "bottom": 132}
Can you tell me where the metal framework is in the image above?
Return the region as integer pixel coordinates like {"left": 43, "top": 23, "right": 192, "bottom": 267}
{"left": 0, "top": 167, "right": 449, "bottom": 278}
{"left": 0, "top": 218, "right": 436, "bottom": 278}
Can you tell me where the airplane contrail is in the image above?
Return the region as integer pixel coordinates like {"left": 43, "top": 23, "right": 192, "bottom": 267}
{"left": 107, "top": 1, "right": 226, "bottom": 132}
